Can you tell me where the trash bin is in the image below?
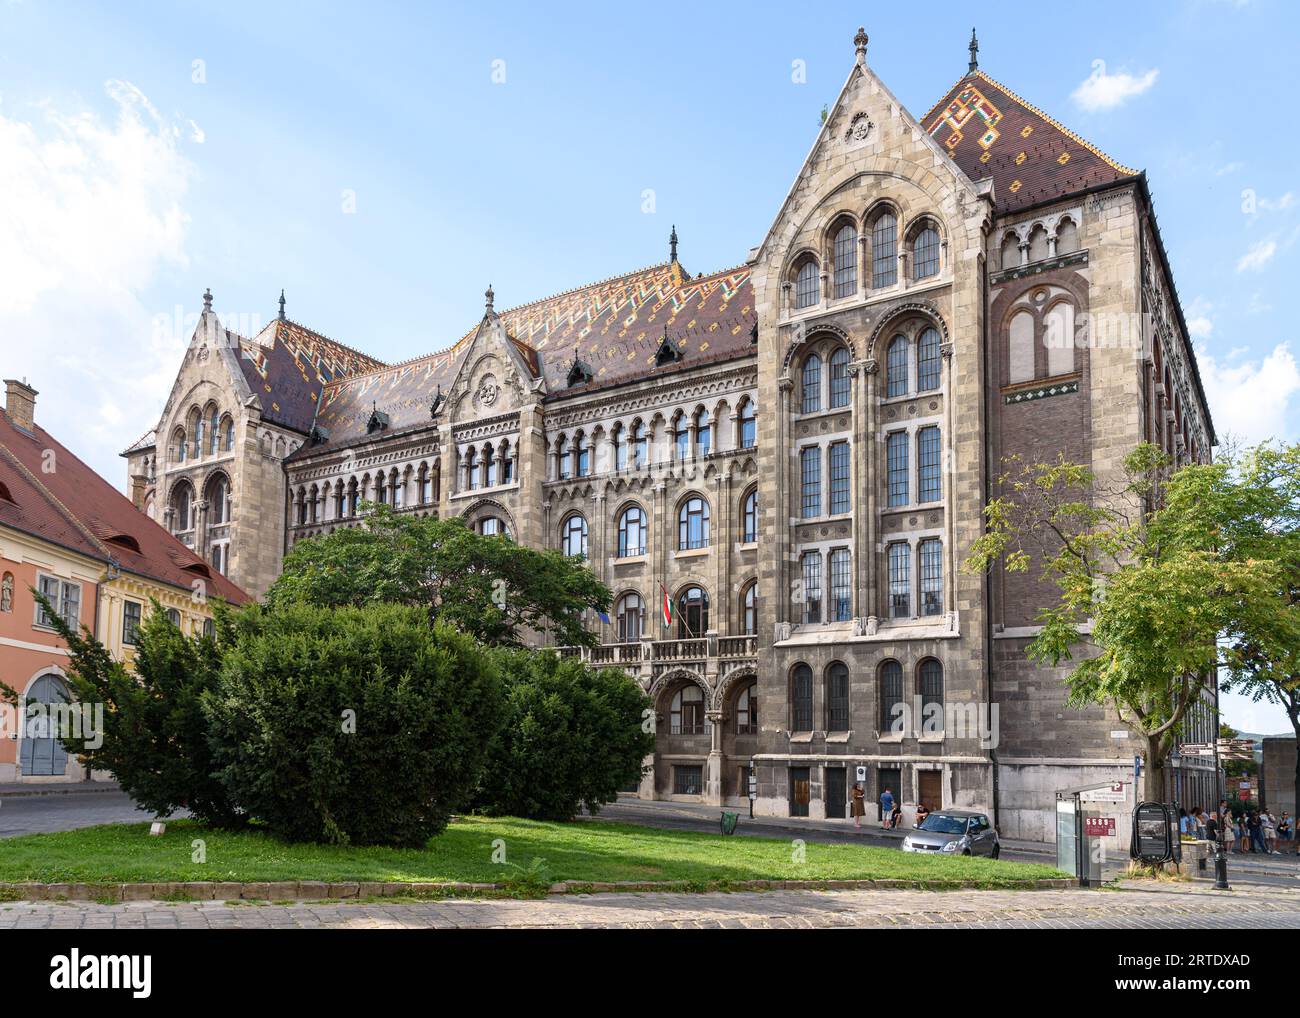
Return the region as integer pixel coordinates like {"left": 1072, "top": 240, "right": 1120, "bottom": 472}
{"left": 720, "top": 811, "right": 739, "bottom": 836}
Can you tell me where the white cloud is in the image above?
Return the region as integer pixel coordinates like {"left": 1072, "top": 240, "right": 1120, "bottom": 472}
{"left": 1236, "top": 239, "right": 1277, "bottom": 272}
{"left": 0, "top": 80, "right": 195, "bottom": 484}
{"left": 1187, "top": 316, "right": 1213, "bottom": 339}
{"left": 1215, "top": 161, "right": 1245, "bottom": 176}
{"left": 1197, "top": 342, "right": 1300, "bottom": 445}
{"left": 1072, "top": 60, "right": 1159, "bottom": 112}
{"left": 1259, "top": 191, "right": 1295, "bottom": 212}
{"left": 188, "top": 119, "right": 205, "bottom": 144}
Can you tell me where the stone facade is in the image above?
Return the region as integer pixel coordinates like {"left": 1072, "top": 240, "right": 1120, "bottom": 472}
{"left": 134, "top": 31, "right": 1216, "bottom": 841}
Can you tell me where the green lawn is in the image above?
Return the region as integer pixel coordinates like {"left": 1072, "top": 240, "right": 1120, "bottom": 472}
{"left": 0, "top": 817, "right": 1063, "bottom": 889}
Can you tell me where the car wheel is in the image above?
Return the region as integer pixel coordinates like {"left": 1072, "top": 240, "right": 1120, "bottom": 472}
{"left": 991, "top": 844, "right": 1001, "bottom": 859}
{"left": 962, "top": 848, "right": 971, "bottom": 856}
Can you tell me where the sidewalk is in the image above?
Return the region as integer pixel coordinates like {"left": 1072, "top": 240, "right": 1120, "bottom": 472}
{"left": 0, "top": 780, "right": 119, "bottom": 798}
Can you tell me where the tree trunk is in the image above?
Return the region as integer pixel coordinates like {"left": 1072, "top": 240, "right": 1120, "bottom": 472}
{"left": 1143, "top": 733, "right": 1166, "bottom": 803}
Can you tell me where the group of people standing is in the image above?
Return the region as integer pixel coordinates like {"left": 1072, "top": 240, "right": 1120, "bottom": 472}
{"left": 848, "top": 783, "right": 914, "bottom": 830}
{"left": 1180, "top": 802, "right": 1293, "bottom": 855}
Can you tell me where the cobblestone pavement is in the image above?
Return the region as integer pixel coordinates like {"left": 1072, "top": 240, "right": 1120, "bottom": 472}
{"left": 2, "top": 882, "right": 1297, "bottom": 929}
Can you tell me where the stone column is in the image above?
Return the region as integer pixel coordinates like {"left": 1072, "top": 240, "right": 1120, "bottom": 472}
{"left": 861, "top": 359, "right": 879, "bottom": 622}
{"left": 706, "top": 709, "right": 724, "bottom": 805}
{"left": 775, "top": 374, "right": 794, "bottom": 623}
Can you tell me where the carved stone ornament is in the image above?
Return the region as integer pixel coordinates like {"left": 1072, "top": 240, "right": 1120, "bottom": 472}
{"left": 476, "top": 375, "right": 499, "bottom": 407}
{"left": 845, "top": 112, "right": 873, "bottom": 142}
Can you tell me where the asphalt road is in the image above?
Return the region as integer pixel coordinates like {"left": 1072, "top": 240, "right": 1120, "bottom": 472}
{"left": 0, "top": 790, "right": 160, "bottom": 838}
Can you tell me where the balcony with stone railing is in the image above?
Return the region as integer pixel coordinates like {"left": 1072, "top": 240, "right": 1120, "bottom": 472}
{"left": 556, "top": 633, "right": 758, "bottom": 696}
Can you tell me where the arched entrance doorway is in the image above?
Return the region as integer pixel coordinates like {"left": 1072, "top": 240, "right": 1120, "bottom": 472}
{"left": 19, "top": 674, "right": 72, "bottom": 777}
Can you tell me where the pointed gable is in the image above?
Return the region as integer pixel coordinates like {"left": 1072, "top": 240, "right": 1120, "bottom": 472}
{"left": 923, "top": 70, "right": 1137, "bottom": 213}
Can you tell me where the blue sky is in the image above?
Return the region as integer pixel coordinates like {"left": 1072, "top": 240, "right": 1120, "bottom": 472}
{"left": 2, "top": 0, "right": 1296, "bottom": 730}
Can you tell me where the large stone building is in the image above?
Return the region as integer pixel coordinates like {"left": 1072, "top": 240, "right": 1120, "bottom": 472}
{"left": 129, "top": 30, "right": 1216, "bottom": 840}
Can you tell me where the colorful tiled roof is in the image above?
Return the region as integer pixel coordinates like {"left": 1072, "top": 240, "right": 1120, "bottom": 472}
{"left": 238, "top": 319, "right": 386, "bottom": 434}
{"left": 0, "top": 408, "right": 249, "bottom": 604}
{"left": 305, "top": 261, "right": 756, "bottom": 451}
{"left": 923, "top": 70, "right": 1137, "bottom": 213}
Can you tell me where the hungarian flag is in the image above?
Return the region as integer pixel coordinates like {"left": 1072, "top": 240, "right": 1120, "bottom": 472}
{"left": 660, "top": 582, "right": 674, "bottom": 629}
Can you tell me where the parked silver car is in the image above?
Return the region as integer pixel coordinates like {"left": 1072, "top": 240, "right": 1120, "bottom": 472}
{"left": 900, "top": 809, "right": 1001, "bottom": 858}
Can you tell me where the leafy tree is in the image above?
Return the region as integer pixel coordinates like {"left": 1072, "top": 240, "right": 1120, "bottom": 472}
{"left": 967, "top": 443, "right": 1300, "bottom": 803}
{"left": 267, "top": 504, "right": 611, "bottom": 648}
{"left": 1217, "top": 442, "right": 1300, "bottom": 816}
{"left": 34, "top": 592, "right": 242, "bottom": 826}
{"left": 473, "top": 649, "right": 654, "bottom": 821}
{"left": 204, "top": 602, "right": 502, "bottom": 846}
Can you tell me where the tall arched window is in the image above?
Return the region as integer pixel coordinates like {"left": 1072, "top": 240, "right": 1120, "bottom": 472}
{"left": 418, "top": 464, "right": 432, "bottom": 504}
{"left": 735, "top": 680, "right": 758, "bottom": 734}
{"left": 829, "top": 347, "right": 851, "bottom": 407}
{"left": 463, "top": 448, "right": 478, "bottom": 490}
{"left": 632, "top": 421, "right": 648, "bottom": 468}
{"left": 207, "top": 407, "right": 220, "bottom": 455}
{"left": 205, "top": 474, "right": 230, "bottom": 526}
{"left": 171, "top": 481, "right": 194, "bottom": 532}
{"left": 917, "top": 327, "right": 942, "bottom": 392}
{"left": 670, "top": 685, "right": 705, "bottom": 735}
{"left": 790, "top": 664, "right": 813, "bottom": 732}
{"left": 738, "top": 400, "right": 756, "bottom": 449}
{"left": 173, "top": 427, "right": 187, "bottom": 464}
{"left": 695, "top": 409, "right": 711, "bottom": 457}
{"left": 801, "top": 353, "right": 822, "bottom": 414}
{"left": 741, "top": 488, "right": 758, "bottom": 543}
{"left": 826, "top": 662, "right": 849, "bottom": 732}
{"left": 221, "top": 416, "right": 234, "bottom": 452}
{"left": 477, "top": 515, "right": 508, "bottom": 537}
{"left": 1044, "top": 302, "right": 1076, "bottom": 377}
{"left": 617, "top": 505, "right": 646, "bottom": 557}
{"left": 483, "top": 445, "right": 497, "bottom": 487}
{"left": 1008, "top": 309, "right": 1035, "bottom": 384}
{"left": 677, "top": 585, "right": 709, "bottom": 638}
{"left": 561, "top": 514, "right": 588, "bottom": 558}
{"left": 556, "top": 436, "right": 570, "bottom": 479}
{"left": 674, "top": 413, "right": 689, "bottom": 462}
{"left": 833, "top": 223, "right": 858, "bottom": 298}
{"left": 795, "top": 258, "right": 819, "bottom": 309}
{"left": 887, "top": 335, "right": 909, "bottom": 397}
{"left": 872, "top": 211, "right": 898, "bottom": 288}
{"left": 616, "top": 592, "right": 643, "bottom": 642}
{"left": 913, "top": 225, "right": 940, "bottom": 279}
{"left": 612, "top": 425, "right": 627, "bottom": 471}
{"left": 879, "top": 660, "right": 904, "bottom": 733}
{"left": 678, "top": 496, "right": 710, "bottom": 550}
{"left": 575, "top": 433, "right": 590, "bottom": 477}
{"left": 741, "top": 580, "right": 758, "bottom": 635}
{"left": 1056, "top": 217, "right": 1079, "bottom": 255}
{"left": 919, "top": 659, "right": 944, "bottom": 732}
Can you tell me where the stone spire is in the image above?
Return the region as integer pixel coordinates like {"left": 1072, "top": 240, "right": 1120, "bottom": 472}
{"left": 968, "top": 28, "right": 979, "bottom": 74}
{"left": 485, "top": 283, "right": 495, "bottom": 314}
{"left": 202, "top": 287, "right": 213, "bottom": 313}
{"left": 278, "top": 289, "right": 286, "bottom": 320}
{"left": 669, "top": 224, "right": 679, "bottom": 263}
{"left": 854, "top": 26, "right": 868, "bottom": 66}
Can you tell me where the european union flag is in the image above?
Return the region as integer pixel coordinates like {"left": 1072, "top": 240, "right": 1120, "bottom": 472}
{"left": 597, "top": 610, "right": 611, "bottom": 624}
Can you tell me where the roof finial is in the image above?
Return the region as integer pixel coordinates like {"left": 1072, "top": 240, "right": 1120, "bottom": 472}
{"left": 968, "top": 27, "right": 979, "bottom": 74}
{"left": 202, "top": 287, "right": 212, "bottom": 313}
{"left": 485, "top": 283, "right": 495, "bottom": 313}
{"left": 278, "top": 289, "right": 286, "bottom": 320}
{"left": 669, "top": 224, "right": 679, "bottom": 263}
{"left": 854, "top": 26, "right": 868, "bottom": 65}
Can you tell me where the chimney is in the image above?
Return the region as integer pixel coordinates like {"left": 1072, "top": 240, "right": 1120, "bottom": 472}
{"left": 4, "top": 379, "right": 37, "bottom": 431}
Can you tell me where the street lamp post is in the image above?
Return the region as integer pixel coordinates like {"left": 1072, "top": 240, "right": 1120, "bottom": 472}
{"left": 1169, "top": 748, "right": 1183, "bottom": 867}
{"left": 1212, "top": 737, "right": 1230, "bottom": 890}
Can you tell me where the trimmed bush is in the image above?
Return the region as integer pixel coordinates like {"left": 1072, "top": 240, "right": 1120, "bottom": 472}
{"left": 205, "top": 603, "right": 501, "bottom": 847}
{"left": 473, "top": 650, "right": 654, "bottom": 821}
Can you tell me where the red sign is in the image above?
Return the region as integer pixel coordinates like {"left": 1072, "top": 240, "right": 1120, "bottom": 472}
{"left": 1239, "top": 790, "right": 1250, "bottom": 800}
{"left": 1085, "top": 817, "right": 1116, "bottom": 837}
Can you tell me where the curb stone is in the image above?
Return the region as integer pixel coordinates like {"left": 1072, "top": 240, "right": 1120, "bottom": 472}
{"left": 0, "top": 876, "right": 1074, "bottom": 902}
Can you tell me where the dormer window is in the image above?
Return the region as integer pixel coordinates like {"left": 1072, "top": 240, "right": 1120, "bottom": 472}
{"left": 367, "top": 407, "right": 390, "bottom": 434}
{"left": 655, "top": 328, "right": 683, "bottom": 366}
{"left": 566, "top": 354, "right": 594, "bottom": 388}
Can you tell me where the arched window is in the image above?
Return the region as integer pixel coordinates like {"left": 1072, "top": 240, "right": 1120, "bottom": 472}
{"left": 632, "top": 421, "right": 648, "bottom": 468}
{"left": 612, "top": 425, "right": 627, "bottom": 471}
{"left": 790, "top": 664, "right": 813, "bottom": 732}
{"left": 207, "top": 407, "right": 220, "bottom": 456}
{"left": 297, "top": 487, "right": 309, "bottom": 525}
{"left": 673, "top": 413, "right": 689, "bottom": 462}
{"left": 829, "top": 347, "right": 851, "bottom": 407}
{"left": 173, "top": 427, "right": 187, "bottom": 464}
{"left": 826, "top": 662, "right": 849, "bottom": 732}
{"left": 913, "top": 225, "right": 940, "bottom": 279}
{"left": 464, "top": 448, "right": 478, "bottom": 490}
{"left": 499, "top": 443, "right": 512, "bottom": 484}
{"left": 670, "top": 684, "right": 705, "bottom": 735}
{"left": 418, "top": 464, "right": 432, "bottom": 504}
{"left": 616, "top": 592, "right": 643, "bottom": 643}
{"left": 678, "top": 496, "right": 710, "bottom": 550}
{"left": 887, "top": 335, "right": 908, "bottom": 397}
{"left": 221, "top": 416, "right": 234, "bottom": 452}
{"left": 1056, "top": 217, "right": 1079, "bottom": 256}
{"left": 205, "top": 474, "right": 230, "bottom": 526}
{"left": 575, "top": 433, "right": 589, "bottom": 477}
{"left": 334, "top": 481, "right": 345, "bottom": 518}
{"left": 556, "top": 436, "right": 570, "bottom": 479}
{"left": 735, "top": 680, "right": 758, "bottom": 734}
{"left": 346, "top": 478, "right": 360, "bottom": 517}
{"left": 879, "top": 660, "right": 903, "bottom": 733}
{"left": 871, "top": 210, "right": 898, "bottom": 288}
{"left": 695, "top": 409, "right": 711, "bottom": 457}
{"left": 741, "top": 488, "right": 758, "bottom": 543}
{"left": 171, "top": 482, "right": 194, "bottom": 532}
{"left": 1008, "top": 309, "right": 1035, "bottom": 384}
{"left": 1027, "top": 224, "right": 1049, "bottom": 262}
{"left": 801, "top": 353, "right": 822, "bottom": 414}
{"left": 617, "top": 505, "right": 646, "bottom": 557}
{"left": 374, "top": 473, "right": 387, "bottom": 506}
{"left": 917, "top": 326, "right": 942, "bottom": 392}
{"left": 1044, "top": 302, "right": 1076, "bottom": 377}
{"left": 484, "top": 445, "right": 497, "bottom": 487}
{"left": 919, "top": 659, "right": 944, "bottom": 731}
{"left": 833, "top": 223, "right": 858, "bottom": 298}
{"left": 1000, "top": 231, "right": 1021, "bottom": 270}
{"left": 741, "top": 580, "right": 758, "bottom": 635}
{"left": 477, "top": 515, "right": 508, "bottom": 538}
{"left": 677, "top": 585, "right": 709, "bottom": 638}
{"left": 795, "top": 258, "right": 819, "bottom": 309}
{"left": 738, "top": 400, "right": 756, "bottom": 449}
{"left": 561, "top": 514, "right": 588, "bottom": 558}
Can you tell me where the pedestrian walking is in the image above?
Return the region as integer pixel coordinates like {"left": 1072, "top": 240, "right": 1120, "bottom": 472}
{"left": 1237, "top": 812, "right": 1249, "bottom": 854}
{"left": 850, "top": 782, "right": 866, "bottom": 828}
{"left": 1262, "top": 810, "right": 1279, "bottom": 854}
{"left": 880, "top": 787, "right": 894, "bottom": 830}
{"left": 1248, "top": 810, "right": 1266, "bottom": 854}
{"left": 1278, "top": 812, "right": 1293, "bottom": 853}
